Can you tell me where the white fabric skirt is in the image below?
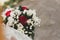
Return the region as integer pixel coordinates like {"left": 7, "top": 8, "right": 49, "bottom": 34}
{"left": 4, "top": 25, "right": 32, "bottom": 40}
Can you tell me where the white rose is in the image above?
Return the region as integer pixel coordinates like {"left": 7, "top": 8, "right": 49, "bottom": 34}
{"left": 7, "top": 17, "right": 14, "bottom": 26}
{"left": 23, "top": 10, "right": 27, "bottom": 14}
{"left": 14, "top": 21, "right": 18, "bottom": 24}
{"left": 33, "top": 17, "right": 41, "bottom": 25}
{"left": 10, "top": 11, "right": 15, "bottom": 17}
{"left": 27, "top": 9, "right": 33, "bottom": 16}
{"left": 14, "top": 10, "right": 21, "bottom": 16}
{"left": 8, "top": 17, "right": 14, "bottom": 24}
{"left": 7, "top": 21, "right": 13, "bottom": 26}
{"left": 32, "top": 10, "right": 36, "bottom": 16}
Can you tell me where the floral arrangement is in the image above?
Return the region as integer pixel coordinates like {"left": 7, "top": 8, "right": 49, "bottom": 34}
{"left": 2, "top": 6, "right": 41, "bottom": 39}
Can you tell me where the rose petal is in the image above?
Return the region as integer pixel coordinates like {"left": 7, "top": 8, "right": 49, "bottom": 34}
{"left": 5, "top": 10, "right": 11, "bottom": 17}
{"left": 19, "top": 16, "right": 28, "bottom": 25}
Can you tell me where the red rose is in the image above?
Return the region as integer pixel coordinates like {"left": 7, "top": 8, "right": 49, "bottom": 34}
{"left": 19, "top": 16, "right": 28, "bottom": 25}
{"left": 22, "top": 6, "right": 28, "bottom": 10}
{"left": 5, "top": 10, "right": 11, "bottom": 17}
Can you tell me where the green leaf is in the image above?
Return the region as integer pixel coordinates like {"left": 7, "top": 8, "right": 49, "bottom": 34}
{"left": 18, "top": 6, "right": 22, "bottom": 11}
{"left": 4, "top": 2, "right": 10, "bottom": 5}
{"left": 10, "top": 0, "right": 16, "bottom": 3}
{"left": 14, "top": 24, "right": 18, "bottom": 30}
{"left": 4, "top": 17, "right": 8, "bottom": 24}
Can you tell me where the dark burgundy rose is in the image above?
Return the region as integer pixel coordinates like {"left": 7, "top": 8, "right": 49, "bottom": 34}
{"left": 19, "top": 16, "right": 28, "bottom": 25}
{"left": 22, "top": 6, "right": 28, "bottom": 10}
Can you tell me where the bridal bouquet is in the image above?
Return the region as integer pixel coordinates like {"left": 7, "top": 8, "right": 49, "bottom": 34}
{"left": 2, "top": 6, "right": 41, "bottom": 39}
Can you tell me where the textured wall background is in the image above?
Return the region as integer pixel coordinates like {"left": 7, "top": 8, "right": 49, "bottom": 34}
{"left": 20, "top": 0, "right": 60, "bottom": 40}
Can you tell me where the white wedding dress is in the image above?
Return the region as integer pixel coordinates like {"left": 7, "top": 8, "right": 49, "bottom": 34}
{"left": 4, "top": 25, "right": 32, "bottom": 40}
